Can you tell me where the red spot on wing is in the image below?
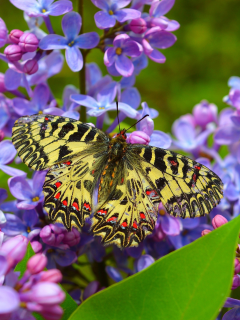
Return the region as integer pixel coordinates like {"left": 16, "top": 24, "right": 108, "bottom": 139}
{"left": 193, "top": 173, "right": 197, "bottom": 182}
{"left": 62, "top": 199, "right": 67, "bottom": 206}
{"left": 107, "top": 217, "right": 117, "bottom": 222}
{"left": 132, "top": 221, "right": 138, "bottom": 229}
{"left": 45, "top": 117, "right": 49, "bottom": 121}
{"left": 140, "top": 212, "right": 146, "bottom": 220}
{"left": 121, "top": 221, "right": 128, "bottom": 228}
{"left": 64, "top": 161, "right": 72, "bottom": 166}
{"left": 83, "top": 203, "right": 91, "bottom": 211}
{"left": 98, "top": 209, "right": 107, "bottom": 215}
{"left": 195, "top": 166, "right": 201, "bottom": 170}
{"left": 55, "top": 182, "right": 62, "bottom": 188}
{"left": 55, "top": 192, "right": 61, "bottom": 199}
{"left": 72, "top": 202, "right": 79, "bottom": 211}
{"left": 121, "top": 178, "right": 124, "bottom": 184}
{"left": 146, "top": 190, "right": 158, "bottom": 197}
{"left": 92, "top": 170, "right": 95, "bottom": 174}
{"left": 170, "top": 160, "right": 178, "bottom": 166}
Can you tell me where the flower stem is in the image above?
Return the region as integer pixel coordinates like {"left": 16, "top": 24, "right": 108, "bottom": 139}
{"left": 43, "top": 16, "right": 54, "bottom": 34}
{"left": 78, "top": 0, "right": 87, "bottom": 123}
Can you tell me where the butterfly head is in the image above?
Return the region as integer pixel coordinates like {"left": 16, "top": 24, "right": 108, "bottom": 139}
{"left": 113, "top": 130, "right": 127, "bottom": 140}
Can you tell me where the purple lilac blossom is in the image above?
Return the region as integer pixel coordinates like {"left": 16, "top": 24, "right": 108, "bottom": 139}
{"left": 137, "top": 27, "right": 176, "bottom": 63}
{"left": 39, "top": 12, "right": 100, "bottom": 72}
{"left": 27, "top": 50, "right": 64, "bottom": 86}
{"left": 8, "top": 171, "right": 46, "bottom": 210}
{"left": 86, "top": 62, "right": 112, "bottom": 98}
{"left": 1, "top": 209, "right": 40, "bottom": 239}
{"left": 133, "top": 101, "right": 172, "bottom": 149}
{"left": 0, "top": 18, "right": 8, "bottom": 48}
{"left": 148, "top": 0, "right": 180, "bottom": 31}
{"left": 192, "top": 100, "right": 218, "bottom": 129}
{"left": 104, "top": 34, "right": 142, "bottom": 77}
{"left": 92, "top": 0, "right": 141, "bottom": 29}
{"left": 172, "top": 115, "right": 215, "bottom": 157}
{"left": 9, "top": 0, "right": 73, "bottom": 17}
{"left": 0, "top": 140, "right": 26, "bottom": 177}
{"left": 12, "top": 83, "right": 53, "bottom": 116}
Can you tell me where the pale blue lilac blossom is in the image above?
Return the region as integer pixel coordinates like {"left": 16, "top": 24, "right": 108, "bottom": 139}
{"left": 71, "top": 81, "right": 139, "bottom": 129}
{"left": 10, "top": 0, "right": 73, "bottom": 17}
{"left": 86, "top": 62, "right": 112, "bottom": 98}
{"left": 39, "top": 12, "right": 100, "bottom": 72}
{"left": 92, "top": 0, "right": 141, "bottom": 29}
{"left": 192, "top": 100, "right": 218, "bottom": 129}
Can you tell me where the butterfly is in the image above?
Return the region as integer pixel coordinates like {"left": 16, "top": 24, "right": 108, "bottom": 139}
{"left": 12, "top": 113, "right": 223, "bottom": 248}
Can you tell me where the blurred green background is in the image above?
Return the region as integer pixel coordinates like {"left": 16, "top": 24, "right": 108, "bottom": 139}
{"left": 1, "top": 0, "right": 240, "bottom": 133}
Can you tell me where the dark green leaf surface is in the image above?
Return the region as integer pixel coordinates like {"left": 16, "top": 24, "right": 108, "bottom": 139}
{"left": 14, "top": 242, "right": 77, "bottom": 320}
{"left": 69, "top": 216, "right": 240, "bottom": 320}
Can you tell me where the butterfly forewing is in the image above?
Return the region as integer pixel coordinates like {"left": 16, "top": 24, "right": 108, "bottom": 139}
{"left": 12, "top": 114, "right": 108, "bottom": 170}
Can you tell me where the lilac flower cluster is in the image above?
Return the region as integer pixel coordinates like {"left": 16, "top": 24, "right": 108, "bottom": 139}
{"left": 0, "top": 1, "right": 239, "bottom": 319}
{"left": 0, "top": 234, "right": 65, "bottom": 320}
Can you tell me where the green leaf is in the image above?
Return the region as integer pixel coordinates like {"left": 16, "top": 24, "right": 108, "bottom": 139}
{"left": 14, "top": 242, "right": 35, "bottom": 277}
{"left": 69, "top": 215, "right": 240, "bottom": 320}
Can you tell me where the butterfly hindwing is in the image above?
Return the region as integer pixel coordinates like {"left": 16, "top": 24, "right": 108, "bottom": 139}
{"left": 12, "top": 114, "right": 108, "bottom": 170}
{"left": 92, "top": 157, "right": 160, "bottom": 248}
{"left": 128, "top": 145, "right": 223, "bottom": 218}
{"left": 43, "top": 148, "right": 108, "bottom": 229}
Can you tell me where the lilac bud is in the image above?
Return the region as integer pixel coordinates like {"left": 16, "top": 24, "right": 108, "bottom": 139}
{"left": 4, "top": 44, "right": 22, "bottom": 62}
{"left": 1, "top": 235, "right": 28, "bottom": 271}
{"left": 31, "top": 241, "right": 42, "bottom": 253}
{"left": 9, "top": 29, "right": 24, "bottom": 44}
{"left": 23, "top": 59, "right": 38, "bottom": 75}
{"left": 27, "top": 254, "right": 47, "bottom": 274}
{"left": 39, "top": 269, "right": 62, "bottom": 283}
{"left": 40, "top": 225, "right": 65, "bottom": 247}
{"left": 0, "top": 130, "right": 4, "bottom": 142}
{"left": 235, "top": 259, "right": 240, "bottom": 275}
{"left": 193, "top": 100, "right": 218, "bottom": 128}
{"left": 127, "top": 131, "right": 150, "bottom": 145}
{"left": 212, "top": 214, "right": 228, "bottom": 229}
{"left": 39, "top": 305, "right": 63, "bottom": 320}
{"left": 62, "top": 228, "right": 80, "bottom": 247}
{"left": 0, "top": 73, "right": 6, "bottom": 93}
{"left": 130, "top": 18, "right": 147, "bottom": 34}
{"left": 201, "top": 229, "right": 211, "bottom": 236}
{"left": 21, "top": 282, "right": 65, "bottom": 305}
{"left": 232, "top": 274, "right": 240, "bottom": 290}
{"left": 19, "top": 33, "right": 39, "bottom": 52}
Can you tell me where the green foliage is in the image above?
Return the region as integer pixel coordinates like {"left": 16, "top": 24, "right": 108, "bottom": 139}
{"left": 69, "top": 216, "right": 240, "bottom": 320}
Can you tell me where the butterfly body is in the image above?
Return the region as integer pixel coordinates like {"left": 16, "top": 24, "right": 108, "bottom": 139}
{"left": 12, "top": 114, "right": 223, "bottom": 248}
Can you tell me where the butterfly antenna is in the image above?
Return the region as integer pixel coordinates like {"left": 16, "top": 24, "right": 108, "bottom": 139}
{"left": 116, "top": 101, "right": 121, "bottom": 133}
{"left": 124, "top": 114, "right": 149, "bottom": 133}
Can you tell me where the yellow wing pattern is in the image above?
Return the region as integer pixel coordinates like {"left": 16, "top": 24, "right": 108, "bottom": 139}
{"left": 12, "top": 114, "right": 108, "bottom": 170}
{"left": 129, "top": 145, "right": 223, "bottom": 218}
